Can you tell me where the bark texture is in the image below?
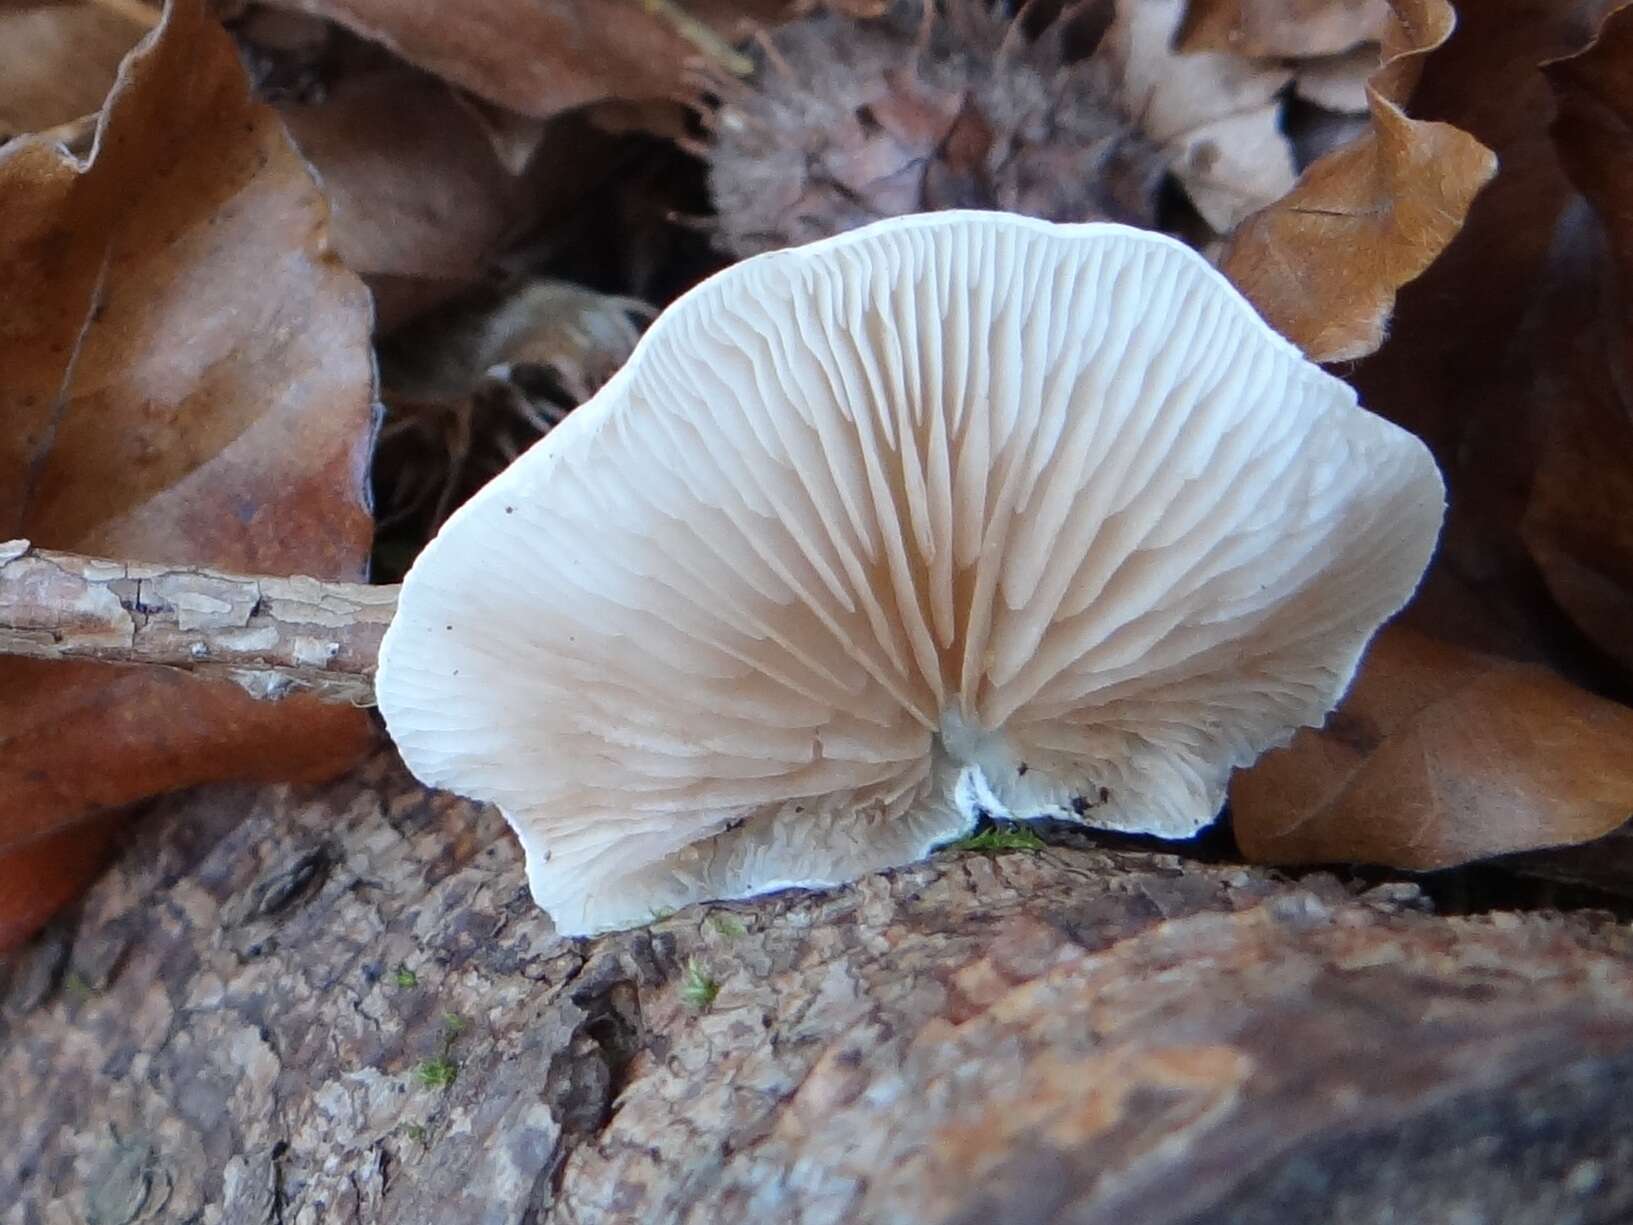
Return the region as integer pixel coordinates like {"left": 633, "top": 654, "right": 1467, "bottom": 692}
{"left": 4, "top": 751, "right": 1633, "bottom": 1224}
{"left": 0, "top": 542, "right": 393, "bottom": 705}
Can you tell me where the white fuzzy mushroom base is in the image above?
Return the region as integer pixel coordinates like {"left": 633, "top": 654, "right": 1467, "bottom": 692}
{"left": 377, "top": 211, "right": 1444, "bottom": 938}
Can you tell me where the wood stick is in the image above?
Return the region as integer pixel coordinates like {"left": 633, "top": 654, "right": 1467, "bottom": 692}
{"left": 0, "top": 540, "right": 395, "bottom": 706}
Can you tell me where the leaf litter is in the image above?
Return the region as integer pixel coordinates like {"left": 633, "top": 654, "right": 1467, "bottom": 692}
{"left": 0, "top": 0, "right": 375, "bottom": 946}
{"left": 3, "top": 0, "right": 1633, "bottom": 942}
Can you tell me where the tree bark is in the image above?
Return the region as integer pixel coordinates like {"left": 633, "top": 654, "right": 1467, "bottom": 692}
{"left": 0, "top": 541, "right": 392, "bottom": 705}
{"left": 4, "top": 751, "right": 1633, "bottom": 1225}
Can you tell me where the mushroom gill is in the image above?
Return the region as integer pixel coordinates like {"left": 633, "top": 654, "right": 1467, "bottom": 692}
{"left": 377, "top": 211, "right": 1443, "bottom": 936}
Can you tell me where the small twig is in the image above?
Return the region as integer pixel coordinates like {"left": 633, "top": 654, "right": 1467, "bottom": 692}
{"left": 0, "top": 541, "right": 394, "bottom": 706}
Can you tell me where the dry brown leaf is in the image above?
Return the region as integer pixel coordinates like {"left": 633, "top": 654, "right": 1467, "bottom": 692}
{"left": 0, "top": 4, "right": 145, "bottom": 139}
{"left": 1340, "top": 0, "right": 1611, "bottom": 666}
{"left": 1515, "top": 227, "right": 1633, "bottom": 676}
{"left": 264, "top": 0, "right": 792, "bottom": 119}
{"left": 0, "top": 0, "right": 376, "bottom": 948}
{"left": 1178, "top": 0, "right": 1387, "bottom": 58}
{"left": 279, "top": 70, "right": 520, "bottom": 282}
{"left": 1228, "top": 0, "right": 1633, "bottom": 883}
{"left": 1232, "top": 628, "right": 1633, "bottom": 869}
{"left": 1519, "top": 3, "right": 1633, "bottom": 674}
{"left": 1219, "top": 0, "right": 1496, "bottom": 362}
{"left": 0, "top": 812, "right": 124, "bottom": 957}
{"left": 1351, "top": 0, "right": 1608, "bottom": 452}
{"left": 449, "top": 91, "right": 553, "bottom": 177}
{"left": 278, "top": 67, "right": 528, "bottom": 328}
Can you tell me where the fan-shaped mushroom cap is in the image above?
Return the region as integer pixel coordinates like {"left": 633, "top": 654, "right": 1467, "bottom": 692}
{"left": 376, "top": 210, "right": 1443, "bottom": 937}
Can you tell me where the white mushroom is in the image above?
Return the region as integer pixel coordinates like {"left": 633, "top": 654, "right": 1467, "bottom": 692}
{"left": 376, "top": 210, "right": 1443, "bottom": 937}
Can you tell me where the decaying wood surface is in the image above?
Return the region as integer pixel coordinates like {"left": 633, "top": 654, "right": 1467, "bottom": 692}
{"left": 4, "top": 751, "right": 1633, "bottom": 1223}
{"left": 0, "top": 541, "right": 394, "bottom": 705}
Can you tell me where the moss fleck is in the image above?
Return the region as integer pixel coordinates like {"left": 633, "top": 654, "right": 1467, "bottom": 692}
{"left": 415, "top": 1057, "right": 458, "bottom": 1090}
{"left": 948, "top": 826, "right": 1046, "bottom": 855}
{"left": 709, "top": 913, "right": 747, "bottom": 940}
{"left": 680, "top": 957, "right": 719, "bottom": 1011}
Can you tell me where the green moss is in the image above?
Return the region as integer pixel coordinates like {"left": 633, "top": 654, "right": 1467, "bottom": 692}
{"left": 415, "top": 1057, "right": 458, "bottom": 1090}
{"left": 392, "top": 965, "right": 418, "bottom": 989}
{"left": 947, "top": 826, "right": 1046, "bottom": 855}
{"left": 709, "top": 913, "right": 747, "bottom": 940}
{"left": 680, "top": 957, "right": 719, "bottom": 1011}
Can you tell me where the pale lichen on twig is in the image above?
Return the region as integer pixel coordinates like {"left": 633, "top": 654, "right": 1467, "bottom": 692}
{"left": 0, "top": 541, "right": 395, "bottom": 705}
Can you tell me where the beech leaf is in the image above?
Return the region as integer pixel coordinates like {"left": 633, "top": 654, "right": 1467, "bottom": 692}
{"left": 1219, "top": 0, "right": 1497, "bottom": 362}
{"left": 0, "top": 3, "right": 144, "bottom": 141}
{"left": 276, "top": 67, "right": 532, "bottom": 329}
{"left": 1232, "top": 628, "right": 1633, "bottom": 870}
{"left": 264, "top": 0, "right": 795, "bottom": 119}
{"left": 1520, "top": 2, "right": 1633, "bottom": 674}
{"left": 1342, "top": 0, "right": 1615, "bottom": 663}
{"left": 0, "top": 0, "right": 377, "bottom": 948}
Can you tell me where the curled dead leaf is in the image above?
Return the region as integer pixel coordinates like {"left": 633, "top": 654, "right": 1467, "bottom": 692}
{"left": 263, "top": 0, "right": 793, "bottom": 119}
{"left": 1220, "top": 0, "right": 1496, "bottom": 362}
{"left": 1335, "top": 0, "right": 1615, "bottom": 671}
{"left": 1521, "top": 3, "right": 1633, "bottom": 675}
{"left": 0, "top": 0, "right": 377, "bottom": 948}
{"left": 0, "top": 3, "right": 145, "bottom": 140}
{"left": 0, "top": 813, "right": 125, "bottom": 957}
{"left": 277, "top": 67, "right": 531, "bottom": 328}
{"left": 1518, "top": 298, "right": 1633, "bottom": 677}
{"left": 1232, "top": 628, "right": 1633, "bottom": 870}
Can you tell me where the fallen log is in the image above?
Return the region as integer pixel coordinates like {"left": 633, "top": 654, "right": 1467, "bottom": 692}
{"left": 3, "top": 752, "right": 1632, "bottom": 1224}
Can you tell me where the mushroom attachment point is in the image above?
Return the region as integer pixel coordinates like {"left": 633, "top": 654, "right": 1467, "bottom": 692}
{"left": 377, "top": 211, "right": 1444, "bottom": 937}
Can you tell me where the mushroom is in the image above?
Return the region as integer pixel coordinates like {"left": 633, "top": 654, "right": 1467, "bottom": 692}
{"left": 376, "top": 210, "right": 1444, "bottom": 937}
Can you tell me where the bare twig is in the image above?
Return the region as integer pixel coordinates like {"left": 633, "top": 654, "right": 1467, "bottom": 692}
{"left": 0, "top": 541, "right": 394, "bottom": 706}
